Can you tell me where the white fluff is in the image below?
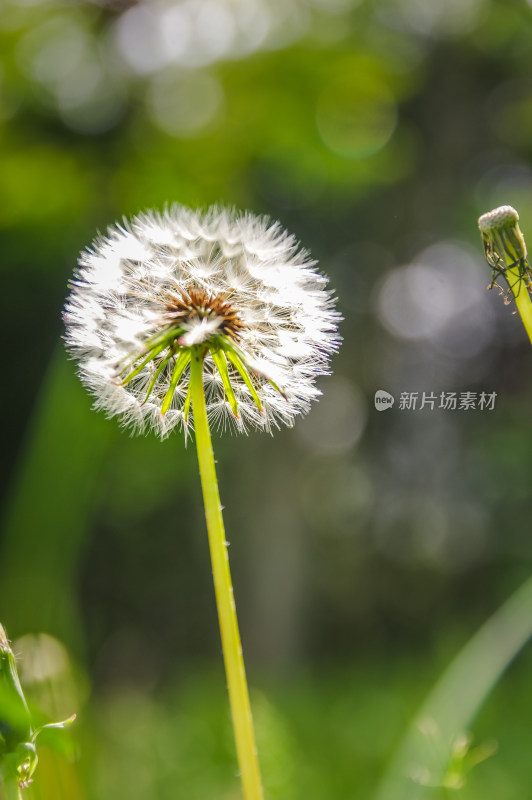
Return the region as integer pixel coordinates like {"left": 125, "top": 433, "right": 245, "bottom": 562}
{"left": 64, "top": 204, "right": 341, "bottom": 438}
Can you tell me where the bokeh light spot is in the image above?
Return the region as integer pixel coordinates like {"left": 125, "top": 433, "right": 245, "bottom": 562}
{"left": 377, "top": 242, "right": 485, "bottom": 341}
{"left": 115, "top": 5, "right": 168, "bottom": 74}
{"left": 159, "top": 5, "right": 193, "bottom": 63}
{"left": 297, "top": 376, "right": 367, "bottom": 454}
{"left": 317, "top": 70, "right": 397, "bottom": 159}
{"left": 148, "top": 71, "right": 223, "bottom": 137}
{"left": 379, "top": 0, "right": 486, "bottom": 38}
{"left": 194, "top": 0, "right": 236, "bottom": 66}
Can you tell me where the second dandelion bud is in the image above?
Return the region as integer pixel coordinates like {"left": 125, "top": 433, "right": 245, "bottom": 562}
{"left": 478, "top": 204, "right": 532, "bottom": 345}
{"left": 64, "top": 205, "right": 340, "bottom": 438}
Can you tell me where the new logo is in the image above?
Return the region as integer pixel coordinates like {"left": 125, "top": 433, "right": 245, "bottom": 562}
{"left": 374, "top": 390, "right": 394, "bottom": 411}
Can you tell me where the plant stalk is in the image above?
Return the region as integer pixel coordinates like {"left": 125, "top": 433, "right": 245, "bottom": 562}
{"left": 189, "top": 352, "right": 264, "bottom": 800}
{"left": 507, "top": 266, "right": 532, "bottom": 344}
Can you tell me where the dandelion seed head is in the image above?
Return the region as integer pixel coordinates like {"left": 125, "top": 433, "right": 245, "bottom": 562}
{"left": 64, "top": 204, "right": 341, "bottom": 438}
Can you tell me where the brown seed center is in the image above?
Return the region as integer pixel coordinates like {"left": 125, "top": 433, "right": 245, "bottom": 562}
{"left": 164, "top": 286, "right": 244, "bottom": 340}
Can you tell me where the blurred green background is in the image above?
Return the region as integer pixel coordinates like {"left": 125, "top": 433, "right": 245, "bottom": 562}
{"left": 2, "top": 0, "right": 532, "bottom": 797}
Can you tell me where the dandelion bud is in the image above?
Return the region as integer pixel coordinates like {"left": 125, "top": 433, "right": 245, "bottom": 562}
{"left": 64, "top": 205, "right": 341, "bottom": 438}
{"left": 478, "top": 204, "right": 527, "bottom": 270}
{"left": 478, "top": 204, "right": 532, "bottom": 344}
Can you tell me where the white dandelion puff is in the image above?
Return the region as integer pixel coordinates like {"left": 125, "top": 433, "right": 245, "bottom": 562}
{"left": 64, "top": 204, "right": 341, "bottom": 438}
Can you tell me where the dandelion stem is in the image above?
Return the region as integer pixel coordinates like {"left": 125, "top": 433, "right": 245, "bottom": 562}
{"left": 509, "top": 268, "right": 532, "bottom": 345}
{"left": 190, "top": 352, "right": 264, "bottom": 800}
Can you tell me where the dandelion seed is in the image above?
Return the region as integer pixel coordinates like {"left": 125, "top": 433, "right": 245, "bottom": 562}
{"left": 64, "top": 205, "right": 341, "bottom": 438}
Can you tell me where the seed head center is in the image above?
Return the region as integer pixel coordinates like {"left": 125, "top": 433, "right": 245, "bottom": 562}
{"left": 165, "top": 286, "right": 244, "bottom": 342}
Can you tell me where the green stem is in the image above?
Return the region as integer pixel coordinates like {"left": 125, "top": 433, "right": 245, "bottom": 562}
{"left": 508, "top": 266, "right": 532, "bottom": 345}
{"left": 189, "top": 352, "right": 264, "bottom": 800}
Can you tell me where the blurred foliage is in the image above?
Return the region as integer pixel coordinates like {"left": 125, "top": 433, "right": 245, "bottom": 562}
{"left": 2, "top": 0, "right": 532, "bottom": 797}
